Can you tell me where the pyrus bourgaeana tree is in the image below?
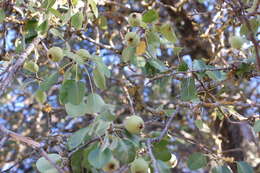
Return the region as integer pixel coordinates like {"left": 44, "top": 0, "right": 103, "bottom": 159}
{"left": 0, "top": 0, "right": 259, "bottom": 173}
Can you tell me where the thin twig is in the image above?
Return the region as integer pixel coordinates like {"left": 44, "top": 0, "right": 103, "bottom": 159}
{"left": 0, "top": 124, "right": 66, "bottom": 173}
{"left": 147, "top": 139, "right": 159, "bottom": 173}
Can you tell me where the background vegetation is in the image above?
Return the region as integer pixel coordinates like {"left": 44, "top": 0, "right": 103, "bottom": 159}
{"left": 0, "top": 0, "right": 259, "bottom": 172}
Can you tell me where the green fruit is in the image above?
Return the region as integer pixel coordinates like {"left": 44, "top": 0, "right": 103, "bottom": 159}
{"left": 23, "top": 61, "right": 39, "bottom": 73}
{"left": 76, "top": 49, "right": 90, "bottom": 60}
{"left": 128, "top": 13, "right": 142, "bottom": 27}
{"left": 102, "top": 157, "right": 120, "bottom": 173}
{"left": 125, "top": 32, "right": 140, "bottom": 47}
{"left": 47, "top": 47, "right": 64, "bottom": 62}
{"left": 229, "top": 35, "right": 244, "bottom": 49}
{"left": 167, "top": 154, "right": 178, "bottom": 168}
{"left": 124, "top": 115, "right": 144, "bottom": 134}
{"left": 130, "top": 158, "right": 149, "bottom": 173}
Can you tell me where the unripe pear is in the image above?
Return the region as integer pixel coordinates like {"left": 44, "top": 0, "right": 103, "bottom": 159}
{"left": 229, "top": 35, "right": 244, "bottom": 49}
{"left": 76, "top": 49, "right": 90, "bottom": 60}
{"left": 124, "top": 115, "right": 144, "bottom": 134}
{"left": 128, "top": 13, "right": 142, "bottom": 27}
{"left": 167, "top": 154, "right": 178, "bottom": 168}
{"left": 102, "top": 157, "right": 120, "bottom": 173}
{"left": 130, "top": 158, "right": 149, "bottom": 173}
{"left": 125, "top": 32, "right": 140, "bottom": 47}
{"left": 47, "top": 47, "right": 64, "bottom": 62}
{"left": 23, "top": 61, "right": 39, "bottom": 73}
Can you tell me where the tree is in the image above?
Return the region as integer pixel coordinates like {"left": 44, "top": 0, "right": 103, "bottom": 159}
{"left": 0, "top": 0, "right": 259, "bottom": 172}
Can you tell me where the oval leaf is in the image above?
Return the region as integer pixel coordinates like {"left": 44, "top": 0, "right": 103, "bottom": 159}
{"left": 187, "top": 152, "right": 207, "bottom": 170}
{"left": 88, "top": 147, "right": 112, "bottom": 169}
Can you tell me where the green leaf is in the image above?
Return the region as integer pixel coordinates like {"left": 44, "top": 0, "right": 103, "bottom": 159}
{"left": 253, "top": 120, "right": 260, "bottom": 133}
{"left": 187, "top": 152, "right": 207, "bottom": 170}
{"left": 39, "top": 72, "right": 59, "bottom": 91}
{"left": 37, "top": 20, "right": 49, "bottom": 34}
{"left": 178, "top": 61, "right": 188, "bottom": 72}
{"left": 64, "top": 50, "right": 84, "bottom": 65}
{"left": 237, "top": 161, "right": 254, "bottom": 173}
{"left": 24, "top": 18, "right": 38, "bottom": 31}
{"left": 96, "top": 61, "right": 111, "bottom": 78}
{"left": 59, "top": 80, "right": 86, "bottom": 105}
{"left": 240, "top": 18, "right": 259, "bottom": 36}
{"left": 157, "top": 160, "right": 171, "bottom": 173}
{"left": 193, "top": 60, "right": 226, "bottom": 81}
{"left": 67, "top": 127, "right": 90, "bottom": 150}
{"left": 122, "top": 46, "right": 136, "bottom": 62}
{"left": 160, "top": 23, "right": 177, "bottom": 43}
{"left": 85, "top": 93, "right": 105, "bottom": 114}
{"left": 49, "top": 8, "right": 62, "bottom": 18}
{"left": 49, "top": 28, "right": 64, "bottom": 40}
{"left": 212, "top": 165, "right": 233, "bottom": 173}
{"left": 142, "top": 9, "right": 159, "bottom": 23}
{"left": 70, "top": 150, "right": 83, "bottom": 173}
{"left": 93, "top": 67, "right": 106, "bottom": 90}
{"left": 88, "top": 147, "right": 112, "bottom": 169}
{"left": 36, "top": 153, "right": 61, "bottom": 173}
{"left": 62, "top": 8, "right": 72, "bottom": 25}
{"left": 97, "top": 15, "right": 108, "bottom": 30}
{"left": 42, "top": 0, "right": 56, "bottom": 9}
{"left": 180, "top": 77, "right": 198, "bottom": 101}
{"left": 71, "top": 12, "right": 83, "bottom": 29}
{"left": 153, "top": 141, "right": 171, "bottom": 161}
{"left": 34, "top": 89, "right": 47, "bottom": 104}
{"left": 0, "top": 9, "right": 5, "bottom": 23}
{"left": 65, "top": 102, "right": 88, "bottom": 117}
{"left": 113, "top": 139, "right": 136, "bottom": 164}
{"left": 88, "top": 0, "right": 98, "bottom": 18}
{"left": 68, "top": 80, "right": 85, "bottom": 105}
{"left": 146, "top": 30, "right": 160, "bottom": 47}
{"left": 148, "top": 59, "right": 168, "bottom": 72}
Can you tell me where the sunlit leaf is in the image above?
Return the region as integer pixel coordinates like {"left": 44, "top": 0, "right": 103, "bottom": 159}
{"left": 93, "top": 67, "right": 106, "bottom": 90}
{"left": 71, "top": 12, "right": 83, "bottom": 29}
{"left": 39, "top": 72, "right": 59, "bottom": 91}
{"left": 67, "top": 127, "right": 90, "bottom": 150}
{"left": 36, "top": 153, "right": 61, "bottom": 173}
{"left": 180, "top": 77, "right": 198, "bottom": 101}
{"left": 142, "top": 9, "right": 159, "bottom": 23}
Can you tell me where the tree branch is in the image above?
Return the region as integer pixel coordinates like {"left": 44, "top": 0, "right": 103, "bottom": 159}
{"left": 0, "top": 124, "right": 66, "bottom": 173}
{"left": 0, "top": 36, "right": 44, "bottom": 96}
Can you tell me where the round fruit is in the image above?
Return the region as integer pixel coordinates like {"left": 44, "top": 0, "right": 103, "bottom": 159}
{"left": 229, "top": 35, "right": 244, "bottom": 49}
{"left": 130, "top": 158, "right": 149, "bottom": 173}
{"left": 76, "top": 49, "right": 90, "bottom": 60}
{"left": 167, "top": 154, "right": 178, "bottom": 168}
{"left": 128, "top": 13, "right": 142, "bottom": 27}
{"left": 102, "top": 157, "right": 120, "bottom": 173}
{"left": 47, "top": 47, "right": 64, "bottom": 62}
{"left": 23, "top": 61, "right": 39, "bottom": 73}
{"left": 125, "top": 32, "right": 140, "bottom": 47}
{"left": 124, "top": 115, "right": 144, "bottom": 134}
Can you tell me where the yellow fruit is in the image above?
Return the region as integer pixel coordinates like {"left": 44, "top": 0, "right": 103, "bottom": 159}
{"left": 124, "top": 115, "right": 144, "bottom": 134}
{"left": 102, "top": 157, "right": 120, "bottom": 173}
{"left": 128, "top": 13, "right": 142, "bottom": 27}
{"left": 76, "top": 49, "right": 90, "bottom": 60}
{"left": 229, "top": 35, "right": 244, "bottom": 49}
{"left": 130, "top": 158, "right": 149, "bottom": 173}
{"left": 47, "top": 47, "right": 64, "bottom": 62}
{"left": 23, "top": 61, "right": 39, "bottom": 73}
{"left": 125, "top": 32, "right": 140, "bottom": 47}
